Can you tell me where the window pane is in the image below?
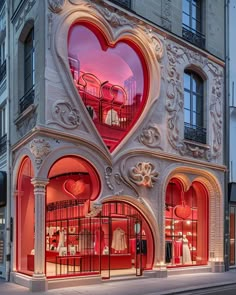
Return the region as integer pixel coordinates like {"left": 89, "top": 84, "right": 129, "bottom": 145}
{"left": 183, "top": 0, "right": 190, "bottom": 14}
{"left": 196, "top": 95, "right": 203, "bottom": 113}
{"left": 192, "top": 94, "right": 196, "bottom": 111}
{"left": 192, "top": 111, "right": 196, "bottom": 125}
{"left": 184, "top": 72, "right": 190, "bottom": 89}
{"left": 183, "top": 13, "right": 190, "bottom": 27}
{"left": 184, "top": 91, "right": 190, "bottom": 109}
{"left": 184, "top": 109, "right": 191, "bottom": 124}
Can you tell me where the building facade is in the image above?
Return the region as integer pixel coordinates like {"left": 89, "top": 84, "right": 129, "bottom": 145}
{"left": 5, "top": 0, "right": 227, "bottom": 291}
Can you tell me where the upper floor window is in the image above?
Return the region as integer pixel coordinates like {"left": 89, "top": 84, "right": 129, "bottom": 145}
{"left": 182, "top": 0, "right": 205, "bottom": 48}
{"left": 108, "top": 0, "right": 131, "bottom": 9}
{"left": 19, "top": 27, "right": 35, "bottom": 113}
{"left": 0, "top": 105, "right": 6, "bottom": 155}
{"left": 184, "top": 70, "right": 206, "bottom": 144}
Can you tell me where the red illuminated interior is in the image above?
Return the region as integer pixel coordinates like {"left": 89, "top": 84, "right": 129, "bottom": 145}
{"left": 165, "top": 178, "right": 208, "bottom": 267}
{"left": 68, "top": 23, "right": 148, "bottom": 151}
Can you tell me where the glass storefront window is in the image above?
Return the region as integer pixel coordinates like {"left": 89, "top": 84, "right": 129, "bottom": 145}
{"left": 165, "top": 179, "right": 208, "bottom": 267}
{"left": 68, "top": 23, "right": 148, "bottom": 151}
{"left": 16, "top": 157, "right": 34, "bottom": 275}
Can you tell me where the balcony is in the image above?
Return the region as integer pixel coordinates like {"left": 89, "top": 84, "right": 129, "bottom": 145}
{"left": 0, "top": 134, "right": 6, "bottom": 155}
{"left": 182, "top": 25, "right": 205, "bottom": 49}
{"left": 19, "top": 86, "right": 35, "bottom": 113}
{"left": 0, "top": 60, "right": 6, "bottom": 83}
{"left": 184, "top": 122, "right": 206, "bottom": 144}
{"left": 108, "top": 0, "right": 131, "bottom": 9}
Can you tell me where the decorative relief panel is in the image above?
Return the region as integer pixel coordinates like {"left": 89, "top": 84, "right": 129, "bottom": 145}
{"left": 165, "top": 42, "right": 223, "bottom": 161}
{"left": 16, "top": 111, "right": 37, "bottom": 138}
{"left": 30, "top": 138, "right": 51, "bottom": 168}
{"left": 48, "top": 0, "right": 65, "bottom": 13}
{"left": 128, "top": 162, "right": 159, "bottom": 188}
{"left": 48, "top": 100, "right": 81, "bottom": 129}
{"left": 139, "top": 123, "right": 162, "bottom": 149}
{"left": 15, "top": 0, "right": 36, "bottom": 32}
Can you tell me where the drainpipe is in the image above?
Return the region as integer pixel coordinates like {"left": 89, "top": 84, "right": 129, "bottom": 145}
{"left": 224, "top": 0, "right": 230, "bottom": 272}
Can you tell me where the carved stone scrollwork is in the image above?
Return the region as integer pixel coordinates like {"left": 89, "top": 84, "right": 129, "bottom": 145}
{"left": 16, "top": 111, "right": 37, "bottom": 138}
{"left": 48, "top": 100, "right": 81, "bottom": 129}
{"left": 105, "top": 166, "right": 114, "bottom": 191}
{"left": 85, "top": 201, "right": 102, "bottom": 218}
{"left": 165, "top": 42, "right": 223, "bottom": 161}
{"left": 48, "top": 0, "right": 65, "bottom": 13}
{"left": 129, "top": 162, "right": 159, "bottom": 188}
{"left": 30, "top": 138, "right": 51, "bottom": 168}
{"left": 139, "top": 124, "right": 162, "bottom": 149}
{"left": 142, "top": 27, "right": 164, "bottom": 61}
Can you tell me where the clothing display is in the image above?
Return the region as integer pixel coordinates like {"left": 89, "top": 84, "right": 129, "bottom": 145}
{"left": 111, "top": 227, "right": 127, "bottom": 251}
{"left": 105, "top": 109, "right": 120, "bottom": 126}
{"left": 78, "top": 229, "right": 93, "bottom": 253}
{"left": 57, "top": 229, "right": 66, "bottom": 251}
{"left": 182, "top": 236, "right": 192, "bottom": 264}
{"left": 165, "top": 241, "right": 172, "bottom": 263}
{"left": 94, "top": 228, "right": 105, "bottom": 254}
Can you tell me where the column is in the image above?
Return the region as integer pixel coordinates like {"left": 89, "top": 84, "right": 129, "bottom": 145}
{"left": 31, "top": 178, "right": 48, "bottom": 291}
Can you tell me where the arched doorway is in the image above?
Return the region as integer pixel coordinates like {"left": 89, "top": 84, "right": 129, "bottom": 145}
{"left": 16, "top": 157, "right": 35, "bottom": 275}
{"left": 45, "top": 156, "right": 154, "bottom": 278}
{"left": 165, "top": 177, "right": 208, "bottom": 267}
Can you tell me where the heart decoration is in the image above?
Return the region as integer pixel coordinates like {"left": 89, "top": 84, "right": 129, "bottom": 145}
{"left": 63, "top": 179, "right": 85, "bottom": 199}
{"left": 174, "top": 202, "right": 191, "bottom": 219}
{"left": 68, "top": 23, "right": 147, "bottom": 152}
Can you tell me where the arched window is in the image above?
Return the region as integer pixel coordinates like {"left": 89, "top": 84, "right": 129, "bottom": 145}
{"left": 19, "top": 27, "right": 35, "bottom": 113}
{"left": 184, "top": 70, "right": 206, "bottom": 144}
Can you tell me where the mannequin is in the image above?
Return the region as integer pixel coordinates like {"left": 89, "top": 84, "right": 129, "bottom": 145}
{"left": 182, "top": 235, "right": 192, "bottom": 264}
{"left": 57, "top": 228, "right": 66, "bottom": 251}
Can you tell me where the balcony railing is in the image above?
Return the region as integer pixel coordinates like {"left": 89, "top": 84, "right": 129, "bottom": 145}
{"left": 108, "top": 0, "right": 131, "bottom": 9}
{"left": 0, "top": 60, "right": 6, "bottom": 83}
{"left": 184, "top": 122, "right": 206, "bottom": 144}
{"left": 182, "top": 25, "right": 205, "bottom": 49}
{"left": 19, "top": 86, "right": 35, "bottom": 113}
{"left": 0, "top": 134, "right": 6, "bottom": 155}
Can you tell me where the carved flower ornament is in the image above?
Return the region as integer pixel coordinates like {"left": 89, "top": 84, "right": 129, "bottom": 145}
{"left": 129, "top": 162, "right": 159, "bottom": 188}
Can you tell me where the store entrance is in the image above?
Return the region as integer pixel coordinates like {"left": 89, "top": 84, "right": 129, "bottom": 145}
{"left": 45, "top": 200, "right": 153, "bottom": 278}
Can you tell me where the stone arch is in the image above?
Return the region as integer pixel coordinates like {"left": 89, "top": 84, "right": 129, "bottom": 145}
{"left": 101, "top": 194, "right": 161, "bottom": 265}
{"left": 161, "top": 164, "right": 223, "bottom": 265}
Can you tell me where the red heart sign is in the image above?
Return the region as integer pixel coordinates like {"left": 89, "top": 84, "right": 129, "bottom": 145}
{"left": 68, "top": 23, "right": 148, "bottom": 152}
{"left": 63, "top": 179, "right": 85, "bottom": 199}
{"left": 174, "top": 202, "right": 191, "bottom": 219}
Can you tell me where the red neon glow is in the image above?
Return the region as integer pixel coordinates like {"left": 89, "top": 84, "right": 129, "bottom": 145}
{"left": 68, "top": 23, "right": 148, "bottom": 151}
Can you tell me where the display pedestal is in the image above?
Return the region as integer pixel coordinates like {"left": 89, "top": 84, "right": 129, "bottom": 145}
{"left": 30, "top": 274, "right": 48, "bottom": 292}
{"left": 211, "top": 261, "right": 225, "bottom": 272}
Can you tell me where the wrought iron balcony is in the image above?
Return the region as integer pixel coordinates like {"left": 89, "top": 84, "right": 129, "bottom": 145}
{"left": 182, "top": 25, "right": 205, "bottom": 49}
{"left": 19, "top": 86, "right": 35, "bottom": 113}
{"left": 184, "top": 122, "right": 206, "bottom": 144}
{"left": 0, "top": 60, "right": 6, "bottom": 83}
{"left": 0, "top": 134, "right": 6, "bottom": 155}
{"left": 108, "top": 0, "right": 131, "bottom": 9}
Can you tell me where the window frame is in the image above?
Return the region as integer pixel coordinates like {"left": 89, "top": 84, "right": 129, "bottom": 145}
{"left": 184, "top": 70, "right": 206, "bottom": 144}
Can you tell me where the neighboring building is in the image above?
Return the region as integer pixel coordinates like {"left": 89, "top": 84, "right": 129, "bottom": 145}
{"left": 5, "top": 0, "right": 226, "bottom": 291}
{"left": 0, "top": 0, "right": 8, "bottom": 280}
{"left": 228, "top": 0, "right": 236, "bottom": 269}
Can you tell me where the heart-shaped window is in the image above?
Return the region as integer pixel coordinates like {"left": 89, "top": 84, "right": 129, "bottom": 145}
{"left": 68, "top": 23, "right": 148, "bottom": 151}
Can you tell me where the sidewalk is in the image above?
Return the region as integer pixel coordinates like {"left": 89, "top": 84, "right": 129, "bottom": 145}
{"left": 1, "top": 270, "right": 236, "bottom": 295}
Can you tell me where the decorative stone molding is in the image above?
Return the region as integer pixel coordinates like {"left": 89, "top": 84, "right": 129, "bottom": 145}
{"left": 165, "top": 42, "right": 223, "bottom": 161}
{"left": 139, "top": 123, "right": 162, "bottom": 149}
{"left": 30, "top": 138, "right": 51, "bottom": 168}
{"left": 85, "top": 201, "right": 102, "bottom": 218}
{"left": 104, "top": 166, "right": 114, "bottom": 191}
{"left": 47, "top": 13, "right": 53, "bottom": 49}
{"left": 15, "top": 0, "right": 36, "bottom": 32}
{"left": 141, "top": 27, "right": 164, "bottom": 61}
{"left": 48, "top": 100, "right": 81, "bottom": 129}
{"left": 16, "top": 110, "right": 37, "bottom": 138}
{"left": 128, "top": 162, "right": 159, "bottom": 188}
{"left": 48, "top": 0, "right": 65, "bottom": 13}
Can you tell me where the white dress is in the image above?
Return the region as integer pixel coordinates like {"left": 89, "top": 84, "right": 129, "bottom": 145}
{"left": 182, "top": 238, "right": 192, "bottom": 264}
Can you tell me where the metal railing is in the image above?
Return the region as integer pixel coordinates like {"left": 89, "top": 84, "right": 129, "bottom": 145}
{"left": 0, "top": 134, "right": 6, "bottom": 155}
{"left": 182, "top": 25, "right": 205, "bottom": 49}
{"left": 184, "top": 122, "right": 206, "bottom": 144}
{"left": 19, "top": 86, "right": 35, "bottom": 113}
{"left": 0, "top": 60, "right": 6, "bottom": 83}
